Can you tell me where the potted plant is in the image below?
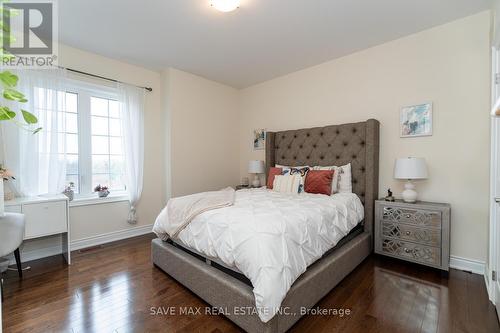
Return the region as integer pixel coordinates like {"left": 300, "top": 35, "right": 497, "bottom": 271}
{"left": 63, "top": 182, "right": 75, "bottom": 201}
{"left": 94, "top": 184, "right": 110, "bottom": 198}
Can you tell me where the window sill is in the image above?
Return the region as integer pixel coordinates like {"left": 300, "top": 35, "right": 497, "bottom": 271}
{"left": 69, "top": 193, "right": 130, "bottom": 207}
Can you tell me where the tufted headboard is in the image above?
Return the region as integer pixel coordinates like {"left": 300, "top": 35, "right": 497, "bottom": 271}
{"left": 265, "top": 119, "right": 379, "bottom": 241}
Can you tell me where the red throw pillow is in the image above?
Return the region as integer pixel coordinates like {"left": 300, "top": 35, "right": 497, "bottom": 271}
{"left": 305, "top": 170, "right": 335, "bottom": 195}
{"left": 267, "top": 167, "right": 283, "bottom": 189}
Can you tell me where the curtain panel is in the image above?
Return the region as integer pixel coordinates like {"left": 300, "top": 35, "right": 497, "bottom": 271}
{"left": 1, "top": 68, "right": 68, "bottom": 196}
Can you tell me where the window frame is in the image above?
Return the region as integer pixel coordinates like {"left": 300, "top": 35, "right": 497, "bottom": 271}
{"left": 64, "top": 79, "right": 128, "bottom": 199}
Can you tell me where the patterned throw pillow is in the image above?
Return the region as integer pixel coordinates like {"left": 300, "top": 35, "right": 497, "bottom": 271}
{"left": 282, "top": 167, "right": 310, "bottom": 193}
{"left": 337, "top": 163, "right": 352, "bottom": 193}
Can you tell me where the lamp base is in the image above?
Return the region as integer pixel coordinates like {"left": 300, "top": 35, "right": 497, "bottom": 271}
{"left": 251, "top": 174, "right": 261, "bottom": 188}
{"left": 401, "top": 180, "right": 418, "bottom": 203}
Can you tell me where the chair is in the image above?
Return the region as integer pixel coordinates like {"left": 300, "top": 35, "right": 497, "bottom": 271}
{"left": 0, "top": 213, "right": 25, "bottom": 299}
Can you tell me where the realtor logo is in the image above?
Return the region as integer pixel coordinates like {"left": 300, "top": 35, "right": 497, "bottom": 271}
{"left": 1, "top": 0, "right": 58, "bottom": 68}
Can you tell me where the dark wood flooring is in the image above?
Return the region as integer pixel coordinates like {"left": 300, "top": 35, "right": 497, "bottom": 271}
{"left": 2, "top": 234, "right": 499, "bottom": 333}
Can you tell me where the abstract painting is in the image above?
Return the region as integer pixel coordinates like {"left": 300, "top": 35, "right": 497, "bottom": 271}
{"left": 400, "top": 103, "right": 433, "bottom": 138}
{"left": 253, "top": 129, "right": 266, "bottom": 150}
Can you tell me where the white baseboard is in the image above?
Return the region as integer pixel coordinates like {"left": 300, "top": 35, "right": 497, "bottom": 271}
{"left": 10, "top": 224, "right": 154, "bottom": 264}
{"left": 450, "top": 255, "right": 485, "bottom": 275}
{"left": 484, "top": 263, "right": 495, "bottom": 303}
{"left": 71, "top": 224, "right": 154, "bottom": 251}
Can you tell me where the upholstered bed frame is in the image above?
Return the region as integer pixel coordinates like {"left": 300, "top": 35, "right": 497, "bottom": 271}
{"left": 152, "top": 119, "right": 380, "bottom": 333}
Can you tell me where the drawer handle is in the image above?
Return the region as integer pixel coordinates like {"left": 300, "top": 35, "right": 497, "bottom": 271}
{"left": 405, "top": 231, "right": 411, "bottom": 236}
{"left": 405, "top": 214, "right": 411, "bottom": 218}
{"left": 404, "top": 248, "right": 412, "bottom": 253}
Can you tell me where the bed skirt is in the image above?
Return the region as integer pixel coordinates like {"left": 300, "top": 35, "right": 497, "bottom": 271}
{"left": 151, "top": 231, "right": 371, "bottom": 333}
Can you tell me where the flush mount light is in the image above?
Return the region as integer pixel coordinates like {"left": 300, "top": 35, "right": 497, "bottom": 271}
{"left": 210, "top": 0, "right": 240, "bottom": 12}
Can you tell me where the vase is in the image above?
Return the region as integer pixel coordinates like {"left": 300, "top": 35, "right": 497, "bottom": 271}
{"left": 63, "top": 188, "right": 74, "bottom": 201}
{"left": 98, "top": 190, "right": 109, "bottom": 198}
{"left": 0, "top": 180, "right": 5, "bottom": 218}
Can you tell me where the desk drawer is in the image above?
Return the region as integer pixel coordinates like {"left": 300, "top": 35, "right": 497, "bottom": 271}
{"left": 24, "top": 201, "right": 67, "bottom": 239}
{"left": 5, "top": 204, "right": 21, "bottom": 213}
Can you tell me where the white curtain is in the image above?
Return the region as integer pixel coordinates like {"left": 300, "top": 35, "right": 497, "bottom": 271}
{"left": 1, "top": 68, "right": 67, "bottom": 196}
{"left": 118, "top": 83, "right": 145, "bottom": 224}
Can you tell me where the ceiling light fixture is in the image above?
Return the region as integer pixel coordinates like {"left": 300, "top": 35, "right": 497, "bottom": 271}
{"left": 210, "top": 0, "right": 240, "bottom": 12}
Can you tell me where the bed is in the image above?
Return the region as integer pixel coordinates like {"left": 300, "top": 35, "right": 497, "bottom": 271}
{"left": 151, "top": 119, "right": 380, "bottom": 333}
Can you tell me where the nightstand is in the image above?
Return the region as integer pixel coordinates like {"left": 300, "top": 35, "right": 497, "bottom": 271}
{"left": 374, "top": 200, "right": 450, "bottom": 271}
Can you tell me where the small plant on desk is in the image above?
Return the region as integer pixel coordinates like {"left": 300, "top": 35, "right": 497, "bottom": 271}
{"left": 0, "top": 165, "right": 15, "bottom": 200}
{"left": 0, "top": 165, "right": 14, "bottom": 181}
{"left": 63, "top": 182, "right": 75, "bottom": 201}
{"left": 94, "top": 184, "right": 110, "bottom": 198}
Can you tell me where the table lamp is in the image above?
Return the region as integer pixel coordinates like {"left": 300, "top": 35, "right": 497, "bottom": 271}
{"left": 394, "top": 157, "right": 428, "bottom": 203}
{"left": 248, "top": 160, "right": 265, "bottom": 188}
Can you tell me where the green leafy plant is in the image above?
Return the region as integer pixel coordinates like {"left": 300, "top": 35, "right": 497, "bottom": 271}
{"left": 0, "top": 0, "right": 40, "bottom": 133}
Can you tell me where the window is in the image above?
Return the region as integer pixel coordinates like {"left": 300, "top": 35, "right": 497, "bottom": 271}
{"left": 33, "top": 88, "right": 80, "bottom": 192}
{"left": 90, "top": 97, "right": 126, "bottom": 192}
{"left": 36, "top": 81, "right": 127, "bottom": 197}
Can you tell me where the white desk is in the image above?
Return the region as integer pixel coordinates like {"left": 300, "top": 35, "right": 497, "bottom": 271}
{"left": 4, "top": 195, "right": 71, "bottom": 264}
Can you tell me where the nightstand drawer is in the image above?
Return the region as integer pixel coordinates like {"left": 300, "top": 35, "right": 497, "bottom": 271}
{"left": 381, "top": 238, "right": 441, "bottom": 266}
{"left": 382, "top": 206, "right": 441, "bottom": 229}
{"left": 381, "top": 221, "right": 441, "bottom": 247}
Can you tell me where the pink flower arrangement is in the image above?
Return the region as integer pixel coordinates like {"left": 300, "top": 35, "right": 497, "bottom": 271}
{"left": 0, "top": 165, "right": 14, "bottom": 181}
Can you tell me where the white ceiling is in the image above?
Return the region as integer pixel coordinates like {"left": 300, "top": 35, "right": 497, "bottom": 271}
{"left": 60, "top": 0, "right": 492, "bottom": 88}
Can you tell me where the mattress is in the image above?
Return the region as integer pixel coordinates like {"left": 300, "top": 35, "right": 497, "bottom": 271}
{"left": 155, "top": 188, "right": 364, "bottom": 322}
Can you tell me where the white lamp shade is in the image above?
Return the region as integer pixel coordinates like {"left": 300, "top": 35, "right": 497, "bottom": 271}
{"left": 248, "top": 160, "right": 265, "bottom": 174}
{"left": 394, "top": 157, "right": 428, "bottom": 180}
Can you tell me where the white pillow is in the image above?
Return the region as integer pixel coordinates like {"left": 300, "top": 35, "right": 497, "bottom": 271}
{"left": 337, "top": 163, "right": 352, "bottom": 193}
{"left": 273, "top": 175, "right": 302, "bottom": 194}
{"left": 313, "top": 163, "right": 352, "bottom": 194}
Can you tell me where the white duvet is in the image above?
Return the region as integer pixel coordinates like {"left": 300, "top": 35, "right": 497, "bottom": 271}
{"left": 153, "top": 188, "right": 364, "bottom": 323}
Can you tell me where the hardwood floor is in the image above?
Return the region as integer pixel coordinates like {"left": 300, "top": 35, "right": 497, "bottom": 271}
{"left": 2, "top": 234, "right": 499, "bottom": 333}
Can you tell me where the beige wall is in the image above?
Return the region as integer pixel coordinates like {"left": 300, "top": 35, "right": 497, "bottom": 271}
{"left": 493, "top": 0, "right": 500, "bottom": 46}
{"left": 163, "top": 68, "right": 240, "bottom": 197}
{"left": 238, "top": 12, "right": 491, "bottom": 262}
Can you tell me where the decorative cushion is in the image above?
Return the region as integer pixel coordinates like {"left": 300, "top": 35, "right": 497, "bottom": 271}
{"left": 337, "top": 163, "right": 352, "bottom": 193}
{"left": 312, "top": 165, "right": 339, "bottom": 194}
{"left": 305, "top": 170, "right": 335, "bottom": 195}
{"left": 313, "top": 163, "right": 352, "bottom": 194}
{"left": 282, "top": 166, "right": 310, "bottom": 193}
{"left": 267, "top": 167, "right": 283, "bottom": 189}
{"left": 272, "top": 175, "right": 302, "bottom": 194}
